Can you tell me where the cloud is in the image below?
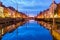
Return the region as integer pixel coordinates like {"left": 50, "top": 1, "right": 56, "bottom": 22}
{"left": 0, "top": 0, "right": 52, "bottom": 16}
{"left": 55, "top": 0, "right": 60, "bottom": 3}
{"left": 17, "top": 0, "right": 51, "bottom": 7}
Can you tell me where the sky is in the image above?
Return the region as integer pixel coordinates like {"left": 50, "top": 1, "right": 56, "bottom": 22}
{"left": 0, "top": 0, "right": 60, "bottom": 17}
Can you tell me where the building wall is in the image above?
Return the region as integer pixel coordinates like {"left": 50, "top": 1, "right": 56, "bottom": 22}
{"left": 0, "top": 7, "right": 4, "bottom": 18}
{"left": 49, "top": 2, "right": 57, "bottom": 18}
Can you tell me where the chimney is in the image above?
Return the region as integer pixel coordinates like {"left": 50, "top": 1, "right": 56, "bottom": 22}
{"left": 0, "top": 2, "right": 2, "bottom": 6}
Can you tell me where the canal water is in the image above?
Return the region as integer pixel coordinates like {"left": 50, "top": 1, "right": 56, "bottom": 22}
{"left": 2, "top": 20, "right": 53, "bottom": 40}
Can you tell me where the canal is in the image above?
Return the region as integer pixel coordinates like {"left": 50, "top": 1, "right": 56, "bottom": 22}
{"left": 2, "top": 20, "right": 53, "bottom": 40}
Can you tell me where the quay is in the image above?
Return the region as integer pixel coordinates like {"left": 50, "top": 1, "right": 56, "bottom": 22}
{"left": 0, "top": 17, "right": 26, "bottom": 39}
{"left": 35, "top": 18, "right": 60, "bottom": 40}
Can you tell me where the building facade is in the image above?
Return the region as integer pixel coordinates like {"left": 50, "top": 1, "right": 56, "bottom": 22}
{"left": 0, "top": 2, "right": 4, "bottom": 18}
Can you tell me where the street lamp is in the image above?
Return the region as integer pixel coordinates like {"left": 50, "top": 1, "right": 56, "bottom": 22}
{"left": 15, "top": 0, "right": 18, "bottom": 40}
{"left": 0, "top": 0, "right": 2, "bottom": 39}
{"left": 11, "top": 0, "right": 18, "bottom": 40}
{"left": 51, "top": 0, "right": 55, "bottom": 37}
{"left": 52, "top": 0, "right": 54, "bottom": 29}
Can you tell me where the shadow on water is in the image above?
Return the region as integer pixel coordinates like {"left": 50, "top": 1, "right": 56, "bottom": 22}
{"left": 2, "top": 20, "right": 53, "bottom": 40}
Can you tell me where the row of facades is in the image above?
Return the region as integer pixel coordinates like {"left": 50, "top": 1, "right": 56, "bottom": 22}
{"left": 0, "top": 2, "right": 27, "bottom": 18}
{"left": 37, "top": 1, "right": 60, "bottom": 18}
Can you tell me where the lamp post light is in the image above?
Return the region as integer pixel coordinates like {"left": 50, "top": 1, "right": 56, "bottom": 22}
{"left": 15, "top": 0, "right": 18, "bottom": 40}
{"left": 0, "top": 0, "right": 2, "bottom": 39}
{"left": 52, "top": 0, "right": 55, "bottom": 29}
{"left": 11, "top": 0, "right": 18, "bottom": 40}
{"left": 51, "top": 0, "right": 55, "bottom": 39}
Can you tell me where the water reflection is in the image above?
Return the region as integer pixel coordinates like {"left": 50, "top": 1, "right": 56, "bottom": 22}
{"left": 2, "top": 20, "right": 53, "bottom": 40}
{"left": 0, "top": 20, "right": 26, "bottom": 38}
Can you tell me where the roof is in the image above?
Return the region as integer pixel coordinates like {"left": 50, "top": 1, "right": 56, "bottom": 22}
{"left": 8, "top": 6, "right": 15, "bottom": 11}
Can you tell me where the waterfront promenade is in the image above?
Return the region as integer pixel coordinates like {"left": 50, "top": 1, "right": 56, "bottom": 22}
{"left": 35, "top": 18, "right": 60, "bottom": 40}
{"left": 0, "top": 17, "right": 26, "bottom": 39}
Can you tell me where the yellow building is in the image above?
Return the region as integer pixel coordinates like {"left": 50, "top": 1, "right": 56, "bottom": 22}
{"left": 8, "top": 7, "right": 16, "bottom": 18}
{"left": 15, "top": 11, "right": 22, "bottom": 18}
{"left": 0, "top": 2, "right": 5, "bottom": 18}
{"left": 3, "top": 7, "right": 10, "bottom": 18}
{"left": 57, "top": 3, "right": 60, "bottom": 18}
